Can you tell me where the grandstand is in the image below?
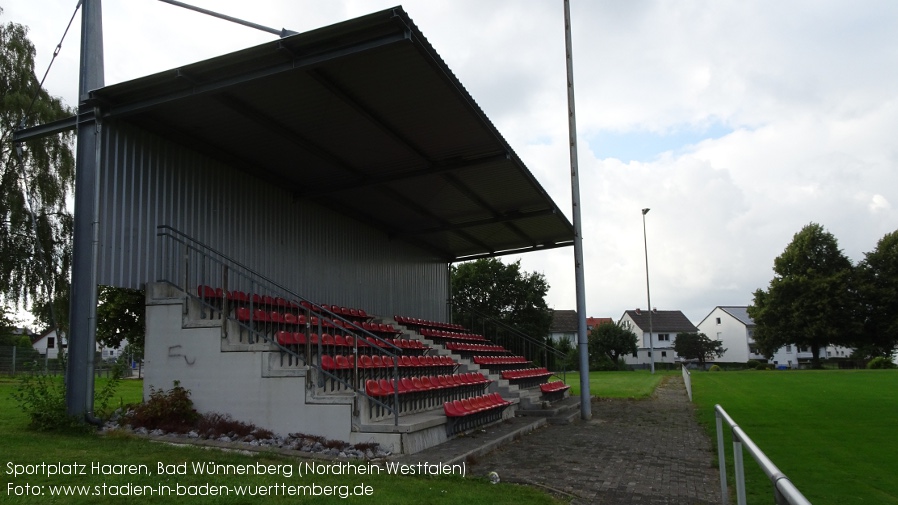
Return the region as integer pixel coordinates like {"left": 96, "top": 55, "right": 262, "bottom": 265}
{"left": 78, "top": 7, "right": 577, "bottom": 454}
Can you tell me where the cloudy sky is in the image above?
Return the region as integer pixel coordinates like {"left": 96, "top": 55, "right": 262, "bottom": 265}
{"left": 5, "top": 0, "right": 898, "bottom": 325}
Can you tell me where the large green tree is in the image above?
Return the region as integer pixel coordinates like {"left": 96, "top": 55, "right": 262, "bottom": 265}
{"left": 748, "top": 223, "right": 858, "bottom": 368}
{"left": 0, "top": 9, "right": 75, "bottom": 314}
{"left": 856, "top": 230, "right": 898, "bottom": 357}
{"left": 451, "top": 258, "right": 552, "bottom": 342}
{"left": 95, "top": 286, "right": 145, "bottom": 354}
{"left": 588, "top": 321, "right": 637, "bottom": 370}
{"left": 673, "top": 332, "right": 726, "bottom": 366}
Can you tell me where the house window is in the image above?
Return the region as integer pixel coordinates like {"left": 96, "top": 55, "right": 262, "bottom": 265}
{"left": 47, "top": 337, "right": 55, "bottom": 349}
{"left": 661, "top": 351, "right": 667, "bottom": 357}
{"left": 632, "top": 351, "right": 638, "bottom": 358}
{"left": 716, "top": 317, "right": 721, "bottom": 325}
{"left": 786, "top": 345, "right": 792, "bottom": 353}
{"left": 658, "top": 334, "right": 670, "bottom": 342}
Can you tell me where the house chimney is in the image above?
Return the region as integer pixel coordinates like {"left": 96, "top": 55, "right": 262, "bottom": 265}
{"left": 652, "top": 307, "right": 657, "bottom": 313}
{"left": 635, "top": 308, "right": 641, "bottom": 315}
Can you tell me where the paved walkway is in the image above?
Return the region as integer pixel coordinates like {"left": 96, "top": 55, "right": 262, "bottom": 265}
{"left": 401, "top": 375, "right": 720, "bottom": 504}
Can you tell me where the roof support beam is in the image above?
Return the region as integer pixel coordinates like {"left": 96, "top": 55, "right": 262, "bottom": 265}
{"left": 407, "top": 208, "right": 558, "bottom": 236}
{"left": 309, "top": 69, "right": 431, "bottom": 163}
{"left": 214, "top": 93, "right": 364, "bottom": 180}
{"left": 93, "top": 31, "right": 410, "bottom": 119}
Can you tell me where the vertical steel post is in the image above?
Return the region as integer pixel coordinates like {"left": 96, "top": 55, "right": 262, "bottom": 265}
{"left": 734, "top": 436, "right": 747, "bottom": 505}
{"left": 66, "top": 0, "right": 104, "bottom": 419}
{"left": 716, "top": 410, "right": 729, "bottom": 505}
{"left": 563, "top": 0, "right": 592, "bottom": 420}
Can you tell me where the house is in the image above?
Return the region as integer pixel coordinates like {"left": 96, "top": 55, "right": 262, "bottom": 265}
{"left": 549, "top": 311, "right": 614, "bottom": 345}
{"left": 696, "top": 306, "right": 853, "bottom": 368}
{"left": 549, "top": 310, "right": 578, "bottom": 345}
{"left": 620, "top": 309, "right": 698, "bottom": 367}
{"left": 31, "top": 327, "right": 127, "bottom": 362}
{"left": 31, "top": 328, "right": 65, "bottom": 360}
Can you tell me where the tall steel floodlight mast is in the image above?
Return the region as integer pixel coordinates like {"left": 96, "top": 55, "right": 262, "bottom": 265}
{"left": 642, "top": 208, "right": 655, "bottom": 374}
{"left": 563, "top": 0, "right": 592, "bottom": 420}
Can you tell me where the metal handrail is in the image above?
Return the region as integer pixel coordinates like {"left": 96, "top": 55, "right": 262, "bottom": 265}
{"left": 156, "top": 225, "right": 402, "bottom": 425}
{"left": 454, "top": 304, "right": 568, "bottom": 376}
{"left": 715, "top": 404, "right": 812, "bottom": 505}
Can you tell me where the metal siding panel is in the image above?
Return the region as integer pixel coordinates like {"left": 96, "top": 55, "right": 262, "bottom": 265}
{"left": 97, "top": 123, "right": 448, "bottom": 320}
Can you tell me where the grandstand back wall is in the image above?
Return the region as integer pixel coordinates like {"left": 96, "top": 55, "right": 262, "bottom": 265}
{"left": 96, "top": 122, "right": 448, "bottom": 321}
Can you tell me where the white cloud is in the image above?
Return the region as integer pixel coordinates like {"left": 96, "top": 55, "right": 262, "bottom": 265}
{"left": 5, "top": 0, "right": 898, "bottom": 326}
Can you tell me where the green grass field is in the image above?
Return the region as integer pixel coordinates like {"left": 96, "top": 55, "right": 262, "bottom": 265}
{"left": 561, "top": 370, "right": 673, "bottom": 398}
{"left": 0, "top": 377, "right": 561, "bottom": 505}
{"left": 692, "top": 369, "right": 898, "bottom": 504}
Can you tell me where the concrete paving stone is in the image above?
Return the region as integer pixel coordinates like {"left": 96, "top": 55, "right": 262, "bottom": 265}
{"left": 466, "top": 375, "right": 720, "bottom": 504}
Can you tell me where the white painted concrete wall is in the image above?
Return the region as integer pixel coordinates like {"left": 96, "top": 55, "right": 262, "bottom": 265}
{"left": 144, "top": 290, "right": 352, "bottom": 442}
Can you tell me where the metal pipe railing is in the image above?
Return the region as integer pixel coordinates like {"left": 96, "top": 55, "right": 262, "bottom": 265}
{"left": 714, "top": 404, "right": 812, "bottom": 505}
{"left": 156, "top": 225, "right": 402, "bottom": 425}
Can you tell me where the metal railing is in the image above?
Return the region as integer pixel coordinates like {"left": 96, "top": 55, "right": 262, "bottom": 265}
{"left": 715, "top": 405, "right": 812, "bottom": 505}
{"left": 156, "top": 225, "right": 402, "bottom": 425}
{"left": 453, "top": 305, "right": 568, "bottom": 380}
{"left": 682, "top": 365, "right": 692, "bottom": 401}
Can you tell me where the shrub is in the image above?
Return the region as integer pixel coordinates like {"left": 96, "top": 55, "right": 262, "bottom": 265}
{"left": 12, "top": 361, "right": 122, "bottom": 432}
{"left": 746, "top": 360, "right": 760, "bottom": 369}
{"left": 756, "top": 363, "right": 768, "bottom": 371}
{"left": 709, "top": 365, "right": 721, "bottom": 372}
{"left": 124, "top": 381, "right": 199, "bottom": 433}
{"left": 866, "top": 357, "right": 896, "bottom": 369}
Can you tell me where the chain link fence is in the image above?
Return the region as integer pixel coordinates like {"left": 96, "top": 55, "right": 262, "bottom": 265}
{"left": 0, "top": 346, "right": 142, "bottom": 378}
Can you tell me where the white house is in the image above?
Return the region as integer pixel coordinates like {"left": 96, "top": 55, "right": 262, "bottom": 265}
{"left": 696, "top": 306, "right": 853, "bottom": 368}
{"left": 696, "top": 306, "right": 765, "bottom": 364}
{"left": 548, "top": 311, "right": 614, "bottom": 345}
{"left": 548, "top": 310, "right": 578, "bottom": 345}
{"left": 620, "top": 309, "right": 699, "bottom": 367}
{"left": 31, "top": 327, "right": 128, "bottom": 362}
{"left": 30, "top": 328, "right": 65, "bottom": 360}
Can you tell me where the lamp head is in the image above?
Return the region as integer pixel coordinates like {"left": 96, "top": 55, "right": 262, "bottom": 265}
{"left": 642, "top": 208, "right": 650, "bottom": 215}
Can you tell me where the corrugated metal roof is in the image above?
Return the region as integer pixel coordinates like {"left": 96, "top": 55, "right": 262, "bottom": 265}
{"left": 86, "top": 6, "right": 574, "bottom": 261}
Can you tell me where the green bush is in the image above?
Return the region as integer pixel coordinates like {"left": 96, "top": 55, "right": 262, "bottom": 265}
{"left": 124, "top": 380, "right": 199, "bottom": 433}
{"left": 746, "top": 360, "right": 760, "bottom": 369}
{"left": 755, "top": 363, "right": 768, "bottom": 371}
{"left": 866, "top": 356, "right": 897, "bottom": 369}
{"left": 12, "top": 361, "right": 122, "bottom": 432}
{"left": 709, "top": 365, "right": 722, "bottom": 372}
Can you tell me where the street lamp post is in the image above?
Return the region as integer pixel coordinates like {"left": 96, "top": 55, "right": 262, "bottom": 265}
{"left": 642, "top": 208, "right": 654, "bottom": 374}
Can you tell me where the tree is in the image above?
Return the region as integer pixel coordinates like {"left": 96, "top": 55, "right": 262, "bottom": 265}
{"left": 96, "top": 286, "right": 145, "bottom": 355}
{"left": 588, "top": 321, "right": 637, "bottom": 370}
{"left": 451, "top": 258, "right": 552, "bottom": 341}
{"left": 673, "top": 332, "right": 726, "bottom": 366}
{"left": 0, "top": 9, "right": 75, "bottom": 314}
{"left": 748, "top": 223, "right": 858, "bottom": 368}
{"left": 856, "top": 230, "right": 898, "bottom": 357}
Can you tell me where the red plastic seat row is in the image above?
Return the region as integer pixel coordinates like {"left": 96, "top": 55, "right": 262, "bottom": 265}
{"left": 445, "top": 342, "right": 506, "bottom": 353}
{"left": 319, "top": 354, "right": 455, "bottom": 371}
{"left": 473, "top": 355, "right": 529, "bottom": 366}
{"left": 358, "top": 321, "right": 402, "bottom": 335}
{"left": 420, "top": 328, "right": 487, "bottom": 342}
{"left": 394, "top": 315, "right": 465, "bottom": 332}
{"left": 540, "top": 381, "right": 571, "bottom": 393}
{"left": 199, "top": 286, "right": 303, "bottom": 311}
{"left": 315, "top": 304, "right": 370, "bottom": 321}
{"left": 443, "top": 393, "right": 511, "bottom": 417}
{"left": 501, "top": 367, "right": 552, "bottom": 380}
{"left": 365, "top": 373, "right": 490, "bottom": 397}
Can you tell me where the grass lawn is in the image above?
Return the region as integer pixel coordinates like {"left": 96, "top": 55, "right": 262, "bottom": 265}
{"left": 560, "top": 370, "right": 674, "bottom": 398}
{"left": 0, "top": 377, "right": 562, "bottom": 505}
{"left": 691, "top": 369, "right": 898, "bottom": 505}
